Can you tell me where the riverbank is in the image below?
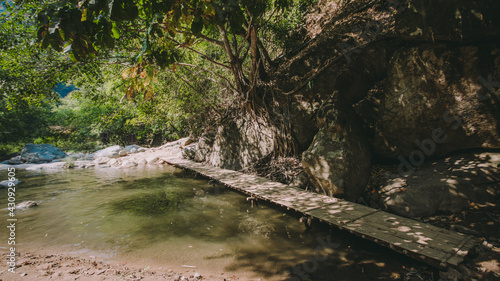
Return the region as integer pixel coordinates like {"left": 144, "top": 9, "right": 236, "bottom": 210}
{"left": 1, "top": 251, "right": 225, "bottom": 281}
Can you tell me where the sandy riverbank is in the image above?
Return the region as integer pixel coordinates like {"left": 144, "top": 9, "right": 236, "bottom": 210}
{"left": 1, "top": 250, "right": 245, "bottom": 281}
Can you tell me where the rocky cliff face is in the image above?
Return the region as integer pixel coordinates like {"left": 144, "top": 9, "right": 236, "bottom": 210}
{"left": 370, "top": 44, "right": 500, "bottom": 159}
{"left": 194, "top": 0, "right": 500, "bottom": 211}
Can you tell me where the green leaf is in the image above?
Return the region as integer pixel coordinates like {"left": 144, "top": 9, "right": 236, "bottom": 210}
{"left": 111, "top": 23, "right": 120, "bottom": 39}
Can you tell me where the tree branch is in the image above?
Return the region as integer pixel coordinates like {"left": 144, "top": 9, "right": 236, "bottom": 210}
{"left": 175, "top": 62, "right": 238, "bottom": 93}
{"left": 163, "top": 36, "right": 232, "bottom": 70}
{"left": 198, "top": 34, "right": 224, "bottom": 47}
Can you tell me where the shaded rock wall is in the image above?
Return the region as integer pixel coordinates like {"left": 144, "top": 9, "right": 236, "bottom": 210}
{"left": 371, "top": 44, "right": 500, "bottom": 159}
{"left": 396, "top": 0, "right": 500, "bottom": 43}
{"left": 197, "top": 0, "right": 500, "bottom": 205}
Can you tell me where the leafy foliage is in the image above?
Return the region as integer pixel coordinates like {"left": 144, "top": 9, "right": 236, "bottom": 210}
{"left": 35, "top": 0, "right": 295, "bottom": 97}
{"left": 0, "top": 1, "right": 69, "bottom": 107}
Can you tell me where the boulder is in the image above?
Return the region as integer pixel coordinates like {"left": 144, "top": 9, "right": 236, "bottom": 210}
{"left": 181, "top": 144, "right": 197, "bottom": 160}
{"left": 289, "top": 171, "right": 310, "bottom": 190}
{"left": 302, "top": 101, "right": 372, "bottom": 201}
{"left": 372, "top": 44, "right": 500, "bottom": 160}
{"left": 146, "top": 157, "right": 159, "bottom": 164}
{"left": 194, "top": 132, "right": 216, "bottom": 162}
{"left": 118, "top": 150, "right": 128, "bottom": 157}
{"left": 206, "top": 113, "right": 276, "bottom": 170}
{"left": 2, "top": 156, "right": 22, "bottom": 165}
{"left": 395, "top": 0, "right": 500, "bottom": 43}
{"left": 20, "top": 144, "right": 67, "bottom": 163}
{"left": 66, "top": 153, "right": 85, "bottom": 160}
{"left": 137, "top": 147, "right": 147, "bottom": 153}
{"left": 379, "top": 152, "right": 500, "bottom": 217}
{"left": 124, "top": 145, "right": 142, "bottom": 153}
{"left": 121, "top": 160, "right": 137, "bottom": 168}
{"left": 93, "top": 145, "right": 123, "bottom": 158}
{"left": 137, "top": 158, "right": 147, "bottom": 165}
{"left": 94, "top": 157, "right": 110, "bottom": 165}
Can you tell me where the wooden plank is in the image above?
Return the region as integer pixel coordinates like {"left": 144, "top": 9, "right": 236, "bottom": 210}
{"left": 161, "top": 157, "right": 481, "bottom": 269}
{"left": 306, "top": 201, "right": 379, "bottom": 225}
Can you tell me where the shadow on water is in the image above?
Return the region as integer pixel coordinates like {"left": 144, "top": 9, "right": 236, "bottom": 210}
{"left": 110, "top": 189, "right": 194, "bottom": 216}
{"left": 225, "top": 220, "right": 438, "bottom": 280}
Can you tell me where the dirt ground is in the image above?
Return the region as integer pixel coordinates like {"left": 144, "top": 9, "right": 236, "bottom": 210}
{"left": 1, "top": 251, "right": 242, "bottom": 281}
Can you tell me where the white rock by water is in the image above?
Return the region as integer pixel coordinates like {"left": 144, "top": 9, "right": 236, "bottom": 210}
{"left": 146, "top": 157, "right": 159, "bottom": 164}
{"left": 0, "top": 179, "right": 20, "bottom": 188}
{"left": 93, "top": 145, "right": 123, "bottom": 158}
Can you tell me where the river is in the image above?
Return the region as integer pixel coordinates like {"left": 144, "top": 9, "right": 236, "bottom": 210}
{"left": 0, "top": 165, "right": 432, "bottom": 280}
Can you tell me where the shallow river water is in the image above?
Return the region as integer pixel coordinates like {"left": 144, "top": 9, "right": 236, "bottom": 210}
{"left": 0, "top": 165, "right": 431, "bottom": 280}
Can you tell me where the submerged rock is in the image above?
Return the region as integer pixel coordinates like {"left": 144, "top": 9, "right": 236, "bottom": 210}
{"left": 17, "top": 201, "right": 38, "bottom": 209}
{"left": 0, "top": 179, "right": 20, "bottom": 188}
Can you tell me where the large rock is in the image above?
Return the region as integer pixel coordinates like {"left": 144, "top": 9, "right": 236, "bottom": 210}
{"left": 372, "top": 44, "right": 500, "bottom": 160}
{"left": 206, "top": 114, "right": 276, "bottom": 170}
{"left": 302, "top": 101, "right": 372, "bottom": 201}
{"left": 181, "top": 144, "right": 197, "bottom": 160}
{"left": 380, "top": 152, "right": 500, "bottom": 217}
{"left": 194, "top": 132, "right": 216, "bottom": 162}
{"left": 124, "top": 145, "right": 143, "bottom": 153}
{"left": 93, "top": 145, "right": 123, "bottom": 159}
{"left": 395, "top": 0, "right": 500, "bottom": 43}
{"left": 20, "top": 144, "right": 67, "bottom": 163}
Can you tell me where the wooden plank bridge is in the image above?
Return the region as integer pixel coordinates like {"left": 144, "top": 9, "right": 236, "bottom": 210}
{"left": 161, "top": 157, "right": 480, "bottom": 269}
